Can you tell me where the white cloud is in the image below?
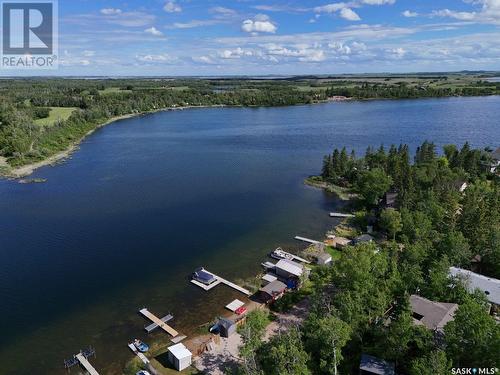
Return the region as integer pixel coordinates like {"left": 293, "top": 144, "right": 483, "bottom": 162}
{"left": 103, "top": 11, "right": 156, "bottom": 27}
{"left": 164, "top": 1, "right": 182, "bottom": 13}
{"left": 82, "top": 50, "right": 95, "bottom": 57}
{"left": 136, "top": 54, "right": 176, "bottom": 63}
{"left": 241, "top": 15, "right": 277, "bottom": 34}
{"left": 218, "top": 47, "right": 252, "bottom": 59}
{"left": 431, "top": 0, "right": 500, "bottom": 24}
{"left": 432, "top": 9, "right": 477, "bottom": 21}
{"left": 314, "top": 3, "right": 353, "bottom": 14}
{"left": 340, "top": 8, "right": 361, "bottom": 21}
{"left": 100, "top": 8, "right": 122, "bottom": 15}
{"left": 192, "top": 55, "right": 216, "bottom": 64}
{"left": 402, "top": 10, "right": 418, "bottom": 17}
{"left": 210, "top": 7, "right": 237, "bottom": 16}
{"left": 361, "top": 0, "right": 395, "bottom": 4}
{"left": 167, "top": 20, "right": 223, "bottom": 29}
{"left": 144, "top": 27, "right": 164, "bottom": 36}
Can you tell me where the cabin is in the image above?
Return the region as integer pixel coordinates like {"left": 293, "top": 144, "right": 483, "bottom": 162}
{"left": 410, "top": 295, "right": 457, "bottom": 333}
{"left": 258, "top": 280, "right": 287, "bottom": 303}
{"left": 381, "top": 191, "right": 398, "bottom": 209}
{"left": 218, "top": 318, "right": 237, "bottom": 338}
{"left": 359, "top": 354, "right": 395, "bottom": 375}
{"left": 167, "top": 343, "right": 192, "bottom": 371}
{"left": 316, "top": 253, "right": 332, "bottom": 266}
{"left": 275, "top": 259, "right": 304, "bottom": 279}
{"left": 332, "top": 236, "right": 352, "bottom": 249}
{"left": 353, "top": 234, "right": 374, "bottom": 245}
{"left": 449, "top": 267, "right": 500, "bottom": 315}
{"left": 193, "top": 267, "right": 217, "bottom": 285}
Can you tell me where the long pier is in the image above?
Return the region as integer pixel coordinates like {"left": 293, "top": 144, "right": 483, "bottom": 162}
{"left": 75, "top": 353, "right": 100, "bottom": 375}
{"left": 294, "top": 236, "right": 323, "bottom": 245}
{"left": 139, "top": 308, "right": 178, "bottom": 337}
{"left": 329, "top": 212, "right": 354, "bottom": 218}
{"left": 191, "top": 269, "right": 251, "bottom": 296}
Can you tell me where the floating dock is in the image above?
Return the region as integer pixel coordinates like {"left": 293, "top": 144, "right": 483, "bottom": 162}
{"left": 75, "top": 353, "right": 100, "bottom": 375}
{"left": 191, "top": 269, "right": 251, "bottom": 296}
{"left": 329, "top": 212, "right": 354, "bottom": 218}
{"left": 294, "top": 236, "right": 323, "bottom": 245}
{"left": 139, "top": 308, "right": 179, "bottom": 337}
{"left": 127, "top": 343, "right": 149, "bottom": 365}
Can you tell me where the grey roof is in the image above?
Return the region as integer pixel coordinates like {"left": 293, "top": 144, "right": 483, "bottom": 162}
{"left": 360, "top": 354, "right": 395, "bottom": 375}
{"left": 355, "top": 234, "right": 374, "bottom": 243}
{"left": 218, "top": 318, "right": 236, "bottom": 329}
{"left": 259, "top": 280, "right": 287, "bottom": 296}
{"left": 275, "top": 259, "right": 304, "bottom": 277}
{"left": 491, "top": 147, "right": 500, "bottom": 161}
{"left": 317, "top": 253, "right": 332, "bottom": 262}
{"left": 410, "top": 295, "right": 458, "bottom": 331}
{"left": 449, "top": 267, "right": 500, "bottom": 305}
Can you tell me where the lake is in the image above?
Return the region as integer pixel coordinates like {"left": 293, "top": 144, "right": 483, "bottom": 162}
{"left": 1, "top": 96, "right": 499, "bottom": 374}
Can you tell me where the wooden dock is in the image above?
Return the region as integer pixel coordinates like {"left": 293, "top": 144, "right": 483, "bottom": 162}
{"left": 139, "top": 308, "right": 178, "bottom": 337}
{"left": 127, "top": 343, "right": 149, "bottom": 365}
{"left": 329, "top": 212, "right": 354, "bottom": 218}
{"left": 191, "top": 269, "right": 251, "bottom": 296}
{"left": 145, "top": 313, "right": 173, "bottom": 333}
{"left": 75, "top": 353, "right": 100, "bottom": 375}
{"left": 294, "top": 236, "right": 322, "bottom": 245}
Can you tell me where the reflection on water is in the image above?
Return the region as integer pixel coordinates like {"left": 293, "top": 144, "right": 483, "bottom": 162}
{"left": 1, "top": 97, "right": 499, "bottom": 374}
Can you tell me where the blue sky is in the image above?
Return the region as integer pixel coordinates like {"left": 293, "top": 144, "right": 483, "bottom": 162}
{"left": 11, "top": 0, "right": 500, "bottom": 75}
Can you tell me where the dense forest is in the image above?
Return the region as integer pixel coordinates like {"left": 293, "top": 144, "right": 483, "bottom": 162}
{"left": 1, "top": 75, "right": 499, "bottom": 172}
{"left": 236, "top": 142, "right": 499, "bottom": 375}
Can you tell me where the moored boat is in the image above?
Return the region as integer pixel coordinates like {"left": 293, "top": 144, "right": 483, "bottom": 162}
{"left": 133, "top": 339, "right": 149, "bottom": 353}
{"left": 270, "top": 247, "right": 294, "bottom": 261}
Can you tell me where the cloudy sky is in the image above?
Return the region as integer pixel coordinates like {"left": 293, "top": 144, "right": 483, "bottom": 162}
{"left": 9, "top": 0, "right": 500, "bottom": 76}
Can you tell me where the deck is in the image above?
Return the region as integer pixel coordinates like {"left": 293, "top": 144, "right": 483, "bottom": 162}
{"left": 145, "top": 313, "right": 173, "bottom": 333}
{"left": 139, "top": 308, "right": 179, "bottom": 337}
{"left": 75, "top": 353, "right": 100, "bottom": 375}
{"left": 330, "top": 212, "right": 354, "bottom": 218}
{"left": 294, "top": 236, "right": 322, "bottom": 245}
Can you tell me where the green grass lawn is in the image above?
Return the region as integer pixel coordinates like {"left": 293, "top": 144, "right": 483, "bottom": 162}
{"left": 34, "top": 107, "right": 77, "bottom": 127}
{"left": 326, "top": 246, "right": 342, "bottom": 261}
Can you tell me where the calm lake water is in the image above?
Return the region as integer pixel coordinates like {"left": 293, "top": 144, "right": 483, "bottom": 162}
{"left": 1, "top": 96, "right": 500, "bottom": 375}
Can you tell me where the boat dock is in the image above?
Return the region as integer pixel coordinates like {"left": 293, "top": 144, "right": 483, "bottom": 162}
{"left": 191, "top": 269, "right": 251, "bottom": 296}
{"left": 145, "top": 313, "right": 173, "bottom": 333}
{"left": 329, "top": 212, "right": 354, "bottom": 218}
{"left": 139, "top": 308, "right": 179, "bottom": 337}
{"left": 75, "top": 353, "right": 100, "bottom": 375}
{"left": 294, "top": 236, "right": 323, "bottom": 245}
{"left": 127, "top": 343, "right": 149, "bottom": 364}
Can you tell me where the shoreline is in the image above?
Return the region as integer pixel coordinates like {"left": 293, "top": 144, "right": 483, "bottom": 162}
{"left": 1, "top": 105, "right": 228, "bottom": 179}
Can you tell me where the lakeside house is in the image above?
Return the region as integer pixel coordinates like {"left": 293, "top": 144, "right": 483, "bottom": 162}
{"left": 331, "top": 236, "right": 352, "bottom": 249}
{"left": 381, "top": 191, "right": 398, "bottom": 210}
{"left": 359, "top": 354, "right": 395, "bottom": 375}
{"left": 167, "top": 343, "right": 192, "bottom": 372}
{"left": 275, "top": 259, "right": 304, "bottom": 279}
{"left": 449, "top": 267, "right": 500, "bottom": 314}
{"left": 488, "top": 147, "right": 500, "bottom": 173}
{"left": 258, "top": 280, "right": 287, "bottom": 303}
{"left": 410, "top": 295, "right": 458, "bottom": 333}
{"left": 353, "top": 234, "right": 374, "bottom": 245}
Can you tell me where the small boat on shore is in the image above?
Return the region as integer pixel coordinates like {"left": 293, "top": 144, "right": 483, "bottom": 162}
{"left": 270, "top": 247, "right": 294, "bottom": 261}
{"left": 133, "top": 339, "right": 149, "bottom": 353}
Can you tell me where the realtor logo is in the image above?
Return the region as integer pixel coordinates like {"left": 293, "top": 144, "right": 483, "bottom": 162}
{"left": 1, "top": 0, "right": 58, "bottom": 69}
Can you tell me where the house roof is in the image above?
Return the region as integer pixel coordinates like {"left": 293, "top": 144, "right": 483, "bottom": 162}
{"left": 449, "top": 267, "right": 500, "bottom": 305}
{"left": 491, "top": 147, "right": 500, "bottom": 161}
{"left": 168, "top": 343, "right": 191, "bottom": 359}
{"left": 194, "top": 267, "right": 216, "bottom": 282}
{"left": 260, "top": 280, "right": 287, "bottom": 296}
{"left": 410, "top": 295, "right": 458, "bottom": 331}
{"left": 275, "top": 259, "right": 303, "bottom": 277}
{"left": 218, "top": 318, "right": 236, "bottom": 329}
{"left": 262, "top": 274, "right": 278, "bottom": 283}
{"left": 359, "top": 354, "right": 395, "bottom": 375}
{"left": 355, "top": 234, "right": 374, "bottom": 243}
{"left": 317, "top": 253, "right": 332, "bottom": 262}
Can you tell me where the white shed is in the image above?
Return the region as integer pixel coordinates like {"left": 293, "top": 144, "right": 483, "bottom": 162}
{"left": 167, "top": 343, "right": 192, "bottom": 371}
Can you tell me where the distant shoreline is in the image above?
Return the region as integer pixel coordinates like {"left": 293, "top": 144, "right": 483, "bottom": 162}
{"left": 0, "top": 105, "right": 228, "bottom": 179}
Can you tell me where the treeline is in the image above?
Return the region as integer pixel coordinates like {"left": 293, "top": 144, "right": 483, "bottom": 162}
{"left": 326, "top": 82, "right": 499, "bottom": 99}
{"left": 236, "top": 142, "right": 499, "bottom": 375}
{"left": 0, "top": 79, "right": 322, "bottom": 167}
